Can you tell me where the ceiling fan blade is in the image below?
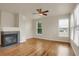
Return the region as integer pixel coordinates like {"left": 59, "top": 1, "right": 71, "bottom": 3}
{"left": 39, "top": 9, "right": 41, "bottom": 12}
{"left": 42, "top": 10, "right": 48, "bottom": 13}
{"left": 36, "top": 9, "right": 42, "bottom": 13}
{"left": 43, "top": 13, "right": 47, "bottom": 16}
{"left": 37, "top": 9, "right": 39, "bottom": 11}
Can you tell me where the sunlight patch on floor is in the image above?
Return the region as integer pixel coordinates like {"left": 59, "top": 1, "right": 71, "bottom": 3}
{"left": 57, "top": 45, "right": 69, "bottom": 56}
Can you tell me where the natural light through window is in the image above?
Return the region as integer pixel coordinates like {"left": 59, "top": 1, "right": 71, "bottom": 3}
{"left": 58, "top": 18, "right": 69, "bottom": 37}
{"left": 73, "top": 4, "right": 79, "bottom": 46}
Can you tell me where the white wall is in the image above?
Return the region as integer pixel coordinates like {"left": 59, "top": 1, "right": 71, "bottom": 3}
{"left": 1, "top": 11, "right": 17, "bottom": 27}
{"left": 33, "top": 16, "right": 58, "bottom": 39}
{"left": 33, "top": 15, "right": 70, "bottom": 42}
{"left": 19, "top": 14, "right": 33, "bottom": 42}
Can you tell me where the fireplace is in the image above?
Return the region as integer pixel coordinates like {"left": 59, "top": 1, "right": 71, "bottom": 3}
{"left": 1, "top": 31, "right": 19, "bottom": 47}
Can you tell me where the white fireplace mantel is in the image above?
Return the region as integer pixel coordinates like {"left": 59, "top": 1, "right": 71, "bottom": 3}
{"left": 0, "top": 27, "right": 20, "bottom": 32}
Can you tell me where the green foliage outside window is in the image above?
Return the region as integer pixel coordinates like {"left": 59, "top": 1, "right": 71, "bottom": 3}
{"left": 37, "top": 22, "right": 42, "bottom": 34}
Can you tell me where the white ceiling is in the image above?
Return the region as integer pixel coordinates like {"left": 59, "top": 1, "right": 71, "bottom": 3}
{"left": 0, "top": 3, "right": 77, "bottom": 17}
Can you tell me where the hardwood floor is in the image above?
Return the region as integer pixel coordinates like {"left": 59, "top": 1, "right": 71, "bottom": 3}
{"left": 0, "top": 38, "right": 75, "bottom": 56}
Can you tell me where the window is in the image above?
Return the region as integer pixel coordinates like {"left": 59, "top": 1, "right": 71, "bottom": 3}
{"left": 70, "top": 5, "right": 79, "bottom": 46}
{"left": 73, "top": 5, "right": 79, "bottom": 46}
{"left": 36, "top": 21, "right": 43, "bottom": 34}
{"left": 58, "top": 18, "right": 69, "bottom": 37}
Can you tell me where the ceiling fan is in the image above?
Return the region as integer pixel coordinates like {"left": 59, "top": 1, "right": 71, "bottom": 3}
{"left": 33, "top": 9, "right": 49, "bottom": 16}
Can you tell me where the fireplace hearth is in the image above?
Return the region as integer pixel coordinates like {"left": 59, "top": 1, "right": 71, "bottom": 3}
{"left": 1, "top": 31, "right": 19, "bottom": 47}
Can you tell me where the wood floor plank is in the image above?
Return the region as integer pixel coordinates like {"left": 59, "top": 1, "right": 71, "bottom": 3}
{"left": 0, "top": 38, "right": 75, "bottom": 56}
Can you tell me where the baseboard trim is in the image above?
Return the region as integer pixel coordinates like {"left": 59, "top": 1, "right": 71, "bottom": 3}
{"left": 32, "top": 37, "right": 70, "bottom": 44}
{"left": 70, "top": 43, "right": 76, "bottom": 56}
{"left": 20, "top": 36, "right": 33, "bottom": 43}
{"left": 20, "top": 37, "right": 70, "bottom": 44}
{"left": 20, "top": 39, "right": 26, "bottom": 43}
{"left": 70, "top": 41, "right": 79, "bottom": 56}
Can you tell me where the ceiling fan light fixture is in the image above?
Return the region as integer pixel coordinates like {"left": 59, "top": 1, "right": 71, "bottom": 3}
{"left": 39, "top": 13, "right": 43, "bottom": 16}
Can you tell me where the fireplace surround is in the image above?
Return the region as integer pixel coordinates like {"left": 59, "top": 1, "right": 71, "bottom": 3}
{"left": 1, "top": 31, "right": 20, "bottom": 47}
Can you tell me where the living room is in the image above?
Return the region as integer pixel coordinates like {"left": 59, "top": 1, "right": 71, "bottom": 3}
{"left": 0, "top": 3, "right": 78, "bottom": 56}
